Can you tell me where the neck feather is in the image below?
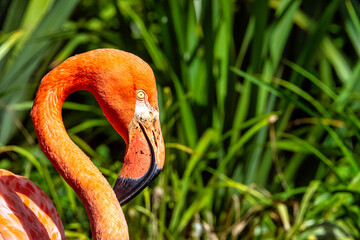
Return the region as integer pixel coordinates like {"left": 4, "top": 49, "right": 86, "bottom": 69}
{"left": 31, "top": 66, "right": 129, "bottom": 240}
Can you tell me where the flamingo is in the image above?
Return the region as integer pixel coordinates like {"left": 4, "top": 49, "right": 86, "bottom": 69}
{"left": 0, "top": 49, "right": 165, "bottom": 240}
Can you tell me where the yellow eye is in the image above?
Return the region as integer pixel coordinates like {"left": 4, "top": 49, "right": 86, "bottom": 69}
{"left": 136, "top": 90, "right": 146, "bottom": 100}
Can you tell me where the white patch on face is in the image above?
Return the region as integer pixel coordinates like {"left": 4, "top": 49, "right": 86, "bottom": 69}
{"left": 134, "top": 100, "right": 153, "bottom": 119}
{"left": 132, "top": 89, "right": 159, "bottom": 124}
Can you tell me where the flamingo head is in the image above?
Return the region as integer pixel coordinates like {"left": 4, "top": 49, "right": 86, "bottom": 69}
{"left": 87, "top": 49, "right": 165, "bottom": 206}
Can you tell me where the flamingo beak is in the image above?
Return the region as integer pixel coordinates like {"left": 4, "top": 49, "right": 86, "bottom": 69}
{"left": 113, "top": 93, "right": 165, "bottom": 206}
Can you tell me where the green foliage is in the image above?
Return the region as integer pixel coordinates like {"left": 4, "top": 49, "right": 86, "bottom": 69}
{"left": 1, "top": 0, "right": 360, "bottom": 239}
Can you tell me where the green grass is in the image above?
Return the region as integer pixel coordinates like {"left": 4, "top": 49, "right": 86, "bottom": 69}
{"left": 1, "top": 0, "right": 360, "bottom": 239}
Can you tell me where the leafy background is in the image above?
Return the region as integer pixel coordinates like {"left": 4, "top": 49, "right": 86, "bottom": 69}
{"left": 1, "top": 0, "right": 360, "bottom": 239}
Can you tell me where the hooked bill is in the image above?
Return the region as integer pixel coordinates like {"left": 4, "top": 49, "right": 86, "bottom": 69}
{"left": 113, "top": 90, "right": 164, "bottom": 206}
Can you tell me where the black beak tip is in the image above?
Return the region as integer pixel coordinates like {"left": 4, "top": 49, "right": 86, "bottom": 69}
{"left": 114, "top": 167, "right": 162, "bottom": 206}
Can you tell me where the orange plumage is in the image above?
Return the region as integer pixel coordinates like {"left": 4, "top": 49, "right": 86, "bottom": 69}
{"left": 0, "top": 49, "right": 165, "bottom": 239}
{"left": 0, "top": 169, "right": 64, "bottom": 240}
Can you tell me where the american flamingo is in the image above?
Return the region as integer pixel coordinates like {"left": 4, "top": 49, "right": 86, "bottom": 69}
{"left": 0, "top": 49, "right": 165, "bottom": 239}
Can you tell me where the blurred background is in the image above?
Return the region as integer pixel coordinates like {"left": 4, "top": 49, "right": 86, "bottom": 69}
{"left": 1, "top": 0, "right": 360, "bottom": 239}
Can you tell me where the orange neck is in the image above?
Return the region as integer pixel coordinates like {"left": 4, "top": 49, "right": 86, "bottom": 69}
{"left": 31, "top": 66, "right": 129, "bottom": 239}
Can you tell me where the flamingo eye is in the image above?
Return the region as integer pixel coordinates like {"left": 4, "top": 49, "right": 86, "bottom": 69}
{"left": 136, "top": 90, "right": 146, "bottom": 100}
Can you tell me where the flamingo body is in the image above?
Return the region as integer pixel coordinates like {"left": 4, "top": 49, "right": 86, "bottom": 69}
{"left": 0, "top": 49, "right": 165, "bottom": 239}
{"left": 0, "top": 169, "right": 64, "bottom": 239}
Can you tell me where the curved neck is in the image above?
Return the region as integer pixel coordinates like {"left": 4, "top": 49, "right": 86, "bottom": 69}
{"left": 31, "top": 69, "right": 129, "bottom": 239}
